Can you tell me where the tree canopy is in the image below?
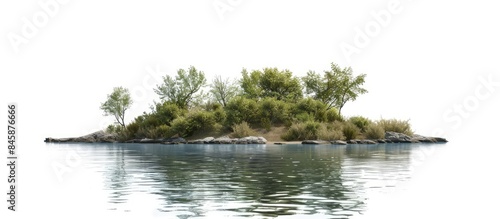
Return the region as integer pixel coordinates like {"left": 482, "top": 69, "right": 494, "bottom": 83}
{"left": 303, "top": 63, "right": 367, "bottom": 116}
{"left": 210, "top": 75, "right": 239, "bottom": 107}
{"left": 241, "top": 67, "right": 303, "bottom": 101}
{"left": 100, "top": 86, "right": 132, "bottom": 128}
{"left": 154, "top": 66, "right": 206, "bottom": 109}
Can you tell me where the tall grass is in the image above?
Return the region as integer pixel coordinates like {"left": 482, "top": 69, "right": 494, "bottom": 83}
{"left": 342, "top": 122, "right": 360, "bottom": 140}
{"left": 231, "top": 122, "right": 257, "bottom": 138}
{"left": 365, "top": 123, "right": 385, "bottom": 139}
{"left": 377, "top": 119, "right": 413, "bottom": 136}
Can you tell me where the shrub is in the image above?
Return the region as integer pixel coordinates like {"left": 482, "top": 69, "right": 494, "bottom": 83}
{"left": 349, "top": 116, "right": 371, "bottom": 132}
{"left": 281, "top": 121, "right": 322, "bottom": 141}
{"left": 292, "top": 98, "right": 327, "bottom": 122}
{"left": 170, "top": 116, "right": 190, "bottom": 137}
{"left": 155, "top": 124, "right": 171, "bottom": 138}
{"left": 365, "top": 123, "right": 385, "bottom": 139}
{"left": 342, "top": 122, "right": 360, "bottom": 140}
{"left": 153, "top": 102, "right": 185, "bottom": 125}
{"left": 186, "top": 110, "right": 216, "bottom": 132}
{"left": 105, "top": 124, "right": 123, "bottom": 134}
{"left": 377, "top": 119, "right": 413, "bottom": 136}
{"left": 213, "top": 108, "right": 226, "bottom": 123}
{"left": 231, "top": 121, "right": 257, "bottom": 138}
{"left": 317, "top": 124, "right": 344, "bottom": 140}
{"left": 258, "top": 97, "right": 290, "bottom": 127}
{"left": 326, "top": 108, "right": 343, "bottom": 122}
{"left": 225, "top": 96, "right": 259, "bottom": 126}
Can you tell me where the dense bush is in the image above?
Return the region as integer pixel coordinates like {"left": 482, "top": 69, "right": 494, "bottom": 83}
{"left": 326, "top": 108, "right": 343, "bottom": 122}
{"left": 105, "top": 124, "right": 123, "bottom": 134}
{"left": 365, "top": 123, "right": 385, "bottom": 139}
{"left": 258, "top": 98, "right": 291, "bottom": 128}
{"left": 342, "top": 122, "right": 360, "bottom": 140}
{"left": 282, "top": 121, "right": 322, "bottom": 141}
{"left": 225, "top": 96, "right": 259, "bottom": 126}
{"left": 317, "top": 125, "right": 344, "bottom": 140}
{"left": 377, "top": 119, "right": 413, "bottom": 136}
{"left": 292, "top": 98, "right": 327, "bottom": 122}
{"left": 349, "top": 116, "right": 371, "bottom": 132}
{"left": 231, "top": 122, "right": 257, "bottom": 138}
{"left": 153, "top": 102, "right": 185, "bottom": 125}
{"left": 169, "top": 116, "right": 190, "bottom": 137}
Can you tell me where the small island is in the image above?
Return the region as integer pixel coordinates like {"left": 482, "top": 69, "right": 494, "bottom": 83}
{"left": 45, "top": 63, "right": 447, "bottom": 145}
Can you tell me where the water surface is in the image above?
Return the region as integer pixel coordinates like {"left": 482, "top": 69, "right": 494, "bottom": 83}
{"left": 36, "top": 143, "right": 445, "bottom": 218}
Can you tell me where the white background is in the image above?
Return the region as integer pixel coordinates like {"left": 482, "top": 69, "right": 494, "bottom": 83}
{"left": 1, "top": 0, "right": 499, "bottom": 218}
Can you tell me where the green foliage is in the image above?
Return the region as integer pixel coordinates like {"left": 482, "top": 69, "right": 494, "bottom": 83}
{"left": 210, "top": 75, "right": 239, "bottom": 107}
{"left": 186, "top": 110, "right": 216, "bottom": 132}
{"left": 231, "top": 122, "right": 257, "bottom": 138}
{"left": 377, "top": 119, "right": 413, "bottom": 136}
{"left": 170, "top": 116, "right": 190, "bottom": 137}
{"left": 105, "top": 124, "right": 123, "bottom": 134}
{"left": 342, "top": 122, "right": 360, "bottom": 141}
{"left": 292, "top": 98, "right": 327, "bottom": 122}
{"left": 225, "top": 96, "right": 259, "bottom": 126}
{"left": 241, "top": 67, "right": 303, "bottom": 101}
{"left": 349, "top": 116, "right": 372, "bottom": 132}
{"left": 326, "top": 108, "right": 343, "bottom": 122}
{"left": 154, "top": 66, "right": 206, "bottom": 109}
{"left": 365, "top": 123, "right": 385, "bottom": 139}
{"left": 282, "top": 121, "right": 322, "bottom": 141}
{"left": 152, "top": 102, "right": 185, "bottom": 125}
{"left": 100, "top": 86, "right": 132, "bottom": 128}
{"left": 303, "top": 63, "right": 367, "bottom": 116}
{"left": 318, "top": 124, "right": 344, "bottom": 141}
{"left": 258, "top": 98, "right": 291, "bottom": 127}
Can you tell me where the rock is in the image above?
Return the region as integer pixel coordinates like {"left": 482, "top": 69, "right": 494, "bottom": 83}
{"left": 432, "top": 137, "right": 448, "bottom": 143}
{"left": 302, "top": 140, "right": 330, "bottom": 145}
{"left": 274, "top": 142, "right": 284, "bottom": 145}
{"left": 331, "top": 140, "right": 347, "bottom": 145}
{"left": 385, "top": 131, "right": 411, "bottom": 143}
{"left": 347, "top": 139, "right": 358, "bottom": 144}
{"left": 44, "top": 130, "right": 119, "bottom": 143}
{"left": 163, "top": 136, "right": 187, "bottom": 144}
{"left": 236, "top": 136, "right": 267, "bottom": 144}
{"left": 360, "top": 140, "right": 377, "bottom": 144}
{"left": 376, "top": 139, "right": 386, "bottom": 143}
{"left": 139, "top": 138, "right": 163, "bottom": 143}
{"left": 411, "top": 134, "right": 436, "bottom": 143}
{"left": 213, "top": 136, "right": 236, "bottom": 144}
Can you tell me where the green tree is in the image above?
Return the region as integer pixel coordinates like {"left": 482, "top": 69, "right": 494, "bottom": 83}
{"left": 240, "top": 68, "right": 262, "bottom": 99}
{"left": 303, "top": 63, "right": 367, "bottom": 117}
{"left": 154, "top": 66, "right": 206, "bottom": 109}
{"left": 100, "top": 87, "right": 132, "bottom": 128}
{"left": 210, "top": 75, "right": 239, "bottom": 107}
{"left": 241, "top": 67, "right": 303, "bottom": 101}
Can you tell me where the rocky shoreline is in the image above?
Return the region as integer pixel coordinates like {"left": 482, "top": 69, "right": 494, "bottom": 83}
{"left": 44, "top": 131, "right": 447, "bottom": 145}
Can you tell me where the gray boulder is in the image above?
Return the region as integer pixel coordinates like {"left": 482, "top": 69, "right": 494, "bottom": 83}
{"left": 236, "top": 136, "right": 267, "bottom": 144}
{"left": 360, "top": 140, "right": 377, "bottom": 144}
{"left": 385, "top": 131, "right": 412, "bottom": 143}
{"left": 302, "top": 140, "right": 330, "bottom": 145}
{"left": 213, "top": 136, "right": 236, "bottom": 144}
{"left": 188, "top": 137, "right": 215, "bottom": 144}
{"left": 331, "top": 140, "right": 347, "bottom": 145}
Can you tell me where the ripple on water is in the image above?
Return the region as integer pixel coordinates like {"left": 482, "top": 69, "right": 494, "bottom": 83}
{"left": 46, "top": 143, "right": 423, "bottom": 217}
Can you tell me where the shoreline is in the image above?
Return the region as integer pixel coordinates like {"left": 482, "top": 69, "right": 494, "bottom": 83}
{"left": 44, "top": 130, "right": 447, "bottom": 145}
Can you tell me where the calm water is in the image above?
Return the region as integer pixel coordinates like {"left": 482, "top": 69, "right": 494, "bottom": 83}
{"left": 27, "top": 142, "right": 450, "bottom": 218}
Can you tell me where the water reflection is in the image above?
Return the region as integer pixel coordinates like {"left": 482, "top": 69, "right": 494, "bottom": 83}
{"left": 51, "top": 143, "right": 435, "bottom": 217}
